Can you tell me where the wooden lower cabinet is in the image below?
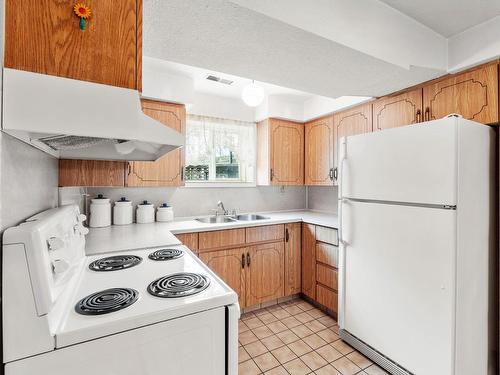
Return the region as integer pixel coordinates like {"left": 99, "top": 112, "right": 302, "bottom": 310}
{"left": 175, "top": 233, "right": 199, "bottom": 253}
{"left": 316, "top": 284, "right": 338, "bottom": 313}
{"left": 246, "top": 242, "right": 285, "bottom": 306}
{"left": 301, "top": 224, "right": 316, "bottom": 299}
{"left": 284, "top": 223, "right": 302, "bottom": 296}
{"left": 199, "top": 248, "right": 247, "bottom": 308}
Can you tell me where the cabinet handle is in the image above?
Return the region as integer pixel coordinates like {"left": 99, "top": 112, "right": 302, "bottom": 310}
{"left": 333, "top": 168, "right": 338, "bottom": 181}
{"left": 241, "top": 253, "right": 245, "bottom": 269}
{"left": 416, "top": 109, "right": 422, "bottom": 123}
{"left": 285, "top": 228, "right": 289, "bottom": 242}
{"left": 329, "top": 168, "right": 334, "bottom": 181}
{"left": 270, "top": 168, "right": 274, "bottom": 181}
{"left": 127, "top": 163, "right": 131, "bottom": 175}
{"left": 181, "top": 166, "right": 184, "bottom": 181}
{"left": 424, "top": 107, "right": 430, "bottom": 122}
{"left": 247, "top": 252, "right": 251, "bottom": 267}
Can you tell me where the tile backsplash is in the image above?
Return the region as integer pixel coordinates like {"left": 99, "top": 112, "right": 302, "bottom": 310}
{"left": 59, "top": 186, "right": 307, "bottom": 219}
{"left": 307, "top": 186, "right": 338, "bottom": 214}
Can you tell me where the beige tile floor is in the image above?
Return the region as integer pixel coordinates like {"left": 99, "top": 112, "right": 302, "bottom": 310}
{"left": 238, "top": 298, "right": 389, "bottom": 375}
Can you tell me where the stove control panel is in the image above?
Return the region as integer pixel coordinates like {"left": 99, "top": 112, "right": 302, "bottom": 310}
{"left": 51, "top": 259, "right": 70, "bottom": 274}
{"left": 47, "top": 237, "right": 65, "bottom": 251}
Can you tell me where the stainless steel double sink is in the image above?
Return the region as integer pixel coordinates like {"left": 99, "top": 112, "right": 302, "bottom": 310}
{"left": 195, "top": 214, "right": 270, "bottom": 224}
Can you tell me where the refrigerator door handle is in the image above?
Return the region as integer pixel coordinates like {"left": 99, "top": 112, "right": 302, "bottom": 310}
{"left": 338, "top": 137, "right": 348, "bottom": 246}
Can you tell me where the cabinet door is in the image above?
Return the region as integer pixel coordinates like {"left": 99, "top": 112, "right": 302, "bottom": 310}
{"left": 199, "top": 248, "right": 247, "bottom": 309}
{"left": 127, "top": 100, "right": 186, "bottom": 187}
{"left": 5, "top": 0, "right": 140, "bottom": 89}
{"left": 301, "top": 224, "right": 316, "bottom": 300}
{"left": 284, "top": 223, "right": 302, "bottom": 296}
{"left": 333, "top": 103, "right": 372, "bottom": 184}
{"left": 423, "top": 63, "right": 498, "bottom": 124}
{"left": 246, "top": 242, "right": 285, "bottom": 306}
{"left": 269, "top": 119, "right": 304, "bottom": 185}
{"left": 59, "top": 160, "right": 126, "bottom": 187}
{"left": 305, "top": 116, "right": 334, "bottom": 185}
{"left": 373, "top": 89, "right": 423, "bottom": 131}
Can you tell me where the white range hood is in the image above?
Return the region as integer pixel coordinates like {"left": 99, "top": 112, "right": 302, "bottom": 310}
{"left": 1, "top": 68, "right": 184, "bottom": 161}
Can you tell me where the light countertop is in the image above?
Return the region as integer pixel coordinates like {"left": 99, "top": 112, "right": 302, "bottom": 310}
{"left": 85, "top": 210, "right": 337, "bottom": 255}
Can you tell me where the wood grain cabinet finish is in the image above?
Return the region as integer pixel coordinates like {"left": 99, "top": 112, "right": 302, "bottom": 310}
{"left": 198, "top": 229, "right": 246, "bottom": 252}
{"left": 316, "top": 284, "right": 338, "bottom": 314}
{"left": 305, "top": 115, "right": 335, "bottom": 185}
{"left": 301, "top": 224, "right": 316, "bottom": 300}
{"left": 284, "top": 223, "right": 302, "bottom": 296}
{"left": 316, "top": 242, "right": 339, "bottom": 268}
{"left": 127, "top": 100, "right": 186, "bottom": 187}
{"left": 315, "top": 226, "right": 338, "bottom": 246}
{"left": 5, "top": 0, "right": 142, "bottom": 90}
{"left": 245, "top": 242, "right": 285, "bottom": 306}
{"left": 200, "top": 248, "right": 247, "bottom": 308}
{"left": 58, "top": 160, "right": 126, "bottom": 187}
{"left": 316, "top": 264, "right": 338, "bottom": 291}
{"left": 175, "top": 233, "right": 199, "bottom": 252}
{"left": 333, "top": 103, "right": 373, "bottom": 184}
{"left": 373, "top": 89, "right": 423, "bottom": 131}
{"left": 423, "top": 63, "right": 499, "bottom": 124}
{"left": 257, "top": 118, "right": 304, "bottom": 185}
{"left": 246, "top": 224, "right": 284, "bottom": 244}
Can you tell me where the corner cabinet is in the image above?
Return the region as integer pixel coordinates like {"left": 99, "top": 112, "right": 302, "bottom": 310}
{"left": 372, "top": 89, "right": 423, "bottom": 131}
{"left": 333, "top": 103, "right": 373, "bottom": 184}
{"left": 423, "top": 63, "right": 498, "bottom": 124}
{"left": 5, "top": 0, "right": 142, "bottom": 90}
{"left": 301, "top": 224, "right": 316, "bottom": 300}
{"left": 305, "top": 115, "right": 335, "bottom": 185}
{"left": 284, "top": 223, "right": 302, "bottom": 296}
{"left": 127, "top": 100, "right": 186, "bottom": 187}
{"left": 257, "top": 118, "right": 304, "bottom": 185}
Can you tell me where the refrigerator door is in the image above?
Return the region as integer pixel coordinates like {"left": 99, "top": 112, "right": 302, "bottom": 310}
{"left": 340, "top": 117, "right": 457, "bottom": 206}
{"left": 339, "top": 200, "right": 456, "bottom": 375}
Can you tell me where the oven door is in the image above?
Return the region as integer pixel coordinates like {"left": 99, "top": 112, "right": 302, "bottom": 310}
{"left": 6, "top": 307, "right": 228, "bottom": 375}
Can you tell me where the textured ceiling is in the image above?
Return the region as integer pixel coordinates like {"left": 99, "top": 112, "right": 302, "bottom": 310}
{"left": 379, "top": 0, "right": 500, "bottom": 37}
{"left": 143, "top": 0, "right": 443, "bottom": 99}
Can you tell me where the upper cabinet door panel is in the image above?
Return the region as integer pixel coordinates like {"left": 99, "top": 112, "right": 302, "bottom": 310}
{"left": 127, "top": 100, "right": 186, "bottom": 187}
{"left": 373, "top": 89, "right": 423, "bottom": 131}
{"left": 305, "top": 116, "right": 334, "bottom": 185}
{"left": 5, "top": 0, "right": 140, "bottom": 89}
{"left": 270, "top": 119, "right": 304, "bottom": 185}
{"left": 423, "top": 64, "right": 498, "bottom": 124}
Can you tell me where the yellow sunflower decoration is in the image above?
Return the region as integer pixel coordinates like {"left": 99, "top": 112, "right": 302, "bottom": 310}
{"left": 74, "top": 3, "right": 91, "bottom": 30}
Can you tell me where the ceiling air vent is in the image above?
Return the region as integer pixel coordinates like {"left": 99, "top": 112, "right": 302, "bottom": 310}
{"left": 206, "top": 75, "right": 234, "bottom": 85}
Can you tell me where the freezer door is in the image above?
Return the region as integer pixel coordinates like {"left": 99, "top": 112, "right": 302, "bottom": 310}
{"left": 339, "top": 200, "right": 456, "bottom": 375}
{"left": 340, "top": 117, "right": 457, "bottom": 205}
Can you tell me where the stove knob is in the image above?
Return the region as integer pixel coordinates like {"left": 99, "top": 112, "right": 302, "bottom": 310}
{"left": 47, "top": 237, "right": 64, "bottom": 251}
{"left": 77, "top": 214, "right": 87, "bottom": 223}
{"left": 52, "top": 259, "right": 69, "bottom": 274}
{"left": 80, "top": 226, "right": 89, "bottom": 235}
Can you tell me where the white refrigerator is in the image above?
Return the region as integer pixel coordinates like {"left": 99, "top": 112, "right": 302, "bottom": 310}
{"left": 338, "top": 115, "right": 496, "bottom": 375}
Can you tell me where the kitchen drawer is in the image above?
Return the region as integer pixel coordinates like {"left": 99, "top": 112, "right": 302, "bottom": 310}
{"left": 316, "top": 284, "right": 338, "bottom": 313}
{"left": 246, "top": 224, "right": 284, "bottom": 244}
{"left": 315, "top": 226, "right": 338, "bottom": 246}
{"left": 175, "top": 232, "right": 199, "bottom": 252}
{"left": 316, "top": 242, "right": 338, "bottom": 268}
{"left": 316, "top": 264, "right": 338, "bottom": 291}
{"left": 198, "top": 229, "right": 246, "bottom": 252}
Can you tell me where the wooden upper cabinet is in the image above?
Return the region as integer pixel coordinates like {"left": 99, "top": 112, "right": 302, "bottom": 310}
{"left": 5, "top": 0, "right": 142, "bottom": 90}
{"left": 423, "top": 63, "right": 499, "bottom": 124}
{"left": 59, "top": 160, "right": 126, "bottom": 187}
{"left": 305, "top": 115, "right": 334, "bottom": 186}
{"left": 284, "top": 223, "right": 302, "bottom": 296}
{"left": 301, "top": 223, "right": 316, "bottom": 300}
{"left": 333, "top": 103, "right": 373, "bottom": 184}
{"left": 257, "top": 119, "right": 304, "bottom": 185}
{"left": 127, "top": 100, "right": 186, "bottom": 187}
{"left": 373, "top": 89, "right": 423, "bottom": 131}
{"left": 245, "top": 242, "right": 285, "bottom": 306}
{"left": 199, "top": 248, "right": 247, "bottom": 309}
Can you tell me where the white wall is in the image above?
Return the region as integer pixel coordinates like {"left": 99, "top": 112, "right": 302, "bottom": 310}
{"left": 307, "top": 186, "right": 338, "bottom": 214}
{"left": 187, "top": 92, "right": 256, "bottom": 122}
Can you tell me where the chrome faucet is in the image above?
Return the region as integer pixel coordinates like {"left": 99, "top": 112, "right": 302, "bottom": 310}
{"left": 217, "top": 201, "right": 228, "bottom": 216}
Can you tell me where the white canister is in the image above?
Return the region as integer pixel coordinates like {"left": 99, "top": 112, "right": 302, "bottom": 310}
{"left": 89, "top": 194, "right": 111, "bottom": 228}
{"left": 136, "top": 201, "right": 155, "bottom": 224}
{"left": 156, "top": 203, "right": 174, "bottom": 222}
{"left": 113, "top": 197, "right": 133, "bottom": 225}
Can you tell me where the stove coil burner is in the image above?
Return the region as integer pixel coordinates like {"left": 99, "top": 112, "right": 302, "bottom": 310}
{"left": 148, "top": 248, "right": 184, "bottom": 261}
{"left": 75, "top": 288, "right": 139, "bottom": 315}
{"left": 147, "top": 273, "right": 210, "bottom": 298}
{"left": 89, "top": 255, "right": 142, "bottom": 271}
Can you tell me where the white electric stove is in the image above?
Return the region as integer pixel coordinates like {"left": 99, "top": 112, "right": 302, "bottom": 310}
{"left": 3, "top": 205, "right": 239, "bottom": 375}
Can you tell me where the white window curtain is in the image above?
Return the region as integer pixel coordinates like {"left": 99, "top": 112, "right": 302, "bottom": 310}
{"left": 185, "top": 115, "right": 256, "bottom": 184}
